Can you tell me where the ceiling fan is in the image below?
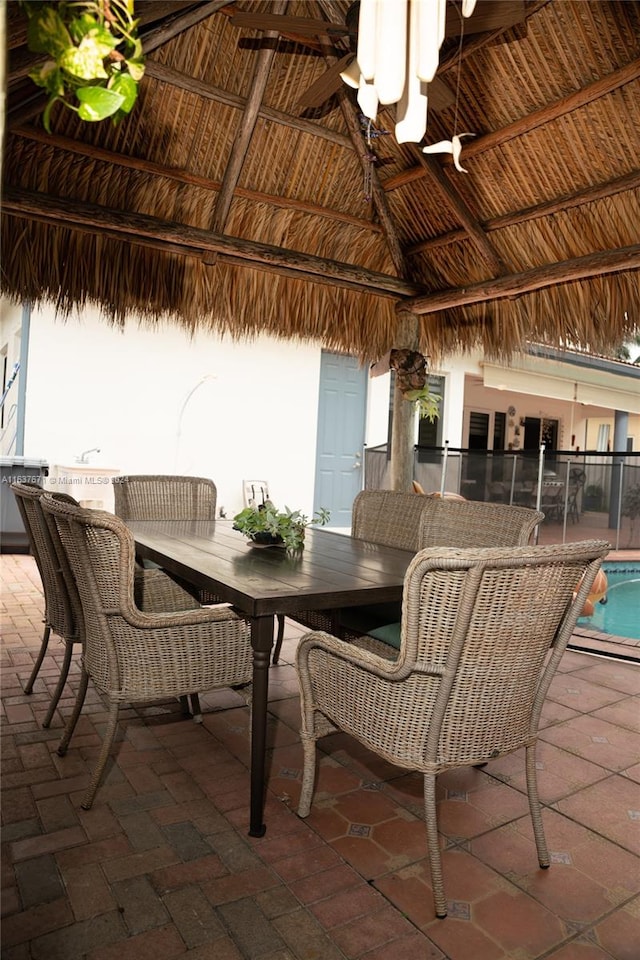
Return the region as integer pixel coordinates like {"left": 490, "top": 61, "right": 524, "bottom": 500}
{"left": 230, "top": 1, "right": 526, "bottom": 110}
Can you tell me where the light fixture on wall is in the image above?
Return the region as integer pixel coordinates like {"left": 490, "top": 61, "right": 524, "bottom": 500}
{"left": 344, "top": 0, "right": 477, "bottom": 145}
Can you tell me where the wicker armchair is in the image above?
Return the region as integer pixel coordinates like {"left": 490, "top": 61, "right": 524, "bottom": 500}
{"left": 113, "top": 473, "right": 286, "bottom": 674}
{"left": 337, "top": 496, "right": 544, "bottom": 648}
{"left": 11, "top": 482, "right": 81, "bottom": 727}
{"left": 272, "top": 490, "right": 430, "bottom": 663}
{"left": 41, "top": 496, "right": 252, "bottom": 810}
{"left": 419, "top": 498, "right": 543, "bottom": 548}
{"left": 296, "top": 539, "right": 610, "bottom": 918}
{"left": 351, "top": 489, "right": 431, "bottom": 550}
{"left": 113, "top": 471, "right": 222, "bottom": 629}
{"left": 113, "top": 474, "right": 218, "bottom": 520}
{"left": 12, "top": 482, "right": 202, "bottom": 730}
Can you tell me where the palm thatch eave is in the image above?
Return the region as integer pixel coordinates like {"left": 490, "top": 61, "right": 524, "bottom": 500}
{"left": 2, "top": 0, "right": 639, "bottom": 361}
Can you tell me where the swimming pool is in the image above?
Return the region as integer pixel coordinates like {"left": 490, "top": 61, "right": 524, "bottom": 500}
{"left": 577, "top": 562, "right": 640, "bottom": 640}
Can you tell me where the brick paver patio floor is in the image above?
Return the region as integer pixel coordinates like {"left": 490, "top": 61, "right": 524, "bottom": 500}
{"left": 2, "top": 552, "right": 639, "bottom": 960}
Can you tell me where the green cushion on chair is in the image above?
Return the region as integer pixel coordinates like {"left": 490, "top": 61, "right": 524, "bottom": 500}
{"left": 366, "top": 621, "right": 401, "bottom": 650}
{"left": 338, "top": 601, "right": 402, "bottom": 636}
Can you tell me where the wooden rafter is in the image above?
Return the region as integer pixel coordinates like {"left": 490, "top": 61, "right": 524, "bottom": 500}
{"left": 11, "top": 126, "right": 382, "bottom": 234}
{"left": 399, "top": 245, "right": 640, "bottom": 316}
{"left": 3, "top": 187, "right": 422, "bottom": 299}
{"left": 211, "top": 0, "right": 287, "bottom": 232}
{"left": 141, "top": 1, "right": 231, "bottom": 55}
{"left": 407, "top": 169, "right": 640, "bottom": 256}
{"left": 460, "top": 58, "right": 640, "bottom": 163}
{"left": 314, "top": 1, "right": 408, "bottom": 282}
{"left": 383, "top": 58, "right": 640, "bottom": 188}
{"left": 412, "top": 150, "right": 506, "bottom": 275}
{"left": 144, "top": 61, "right": 352, "bottom": 149}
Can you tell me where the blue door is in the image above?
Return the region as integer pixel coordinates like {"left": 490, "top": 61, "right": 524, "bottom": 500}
{"left": 314, "top": 351, "right": 368, "bottom": 528}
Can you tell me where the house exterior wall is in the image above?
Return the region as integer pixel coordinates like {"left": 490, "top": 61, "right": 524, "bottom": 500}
{"left": 8, "top": 301, "right": 328, "bottom": 518}
{"left": 3, "top": 297, "right": 637, "bottom": 519}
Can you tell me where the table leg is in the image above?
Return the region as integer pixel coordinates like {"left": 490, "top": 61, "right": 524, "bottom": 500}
{"left": 249, "top": 614, "right": 274, "bottom": 837}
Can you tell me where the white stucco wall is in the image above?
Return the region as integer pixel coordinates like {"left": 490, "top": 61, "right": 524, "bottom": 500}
{"left": 18, "top": 302, "right": 331, "bottom": 518}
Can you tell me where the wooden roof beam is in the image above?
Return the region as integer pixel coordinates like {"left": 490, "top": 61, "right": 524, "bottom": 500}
{"left": 383, "top": 58, "right": 640, "bottom": 189}
{"left": 210, "top": 0, "right": 287, "bottom": 233}
{"left": 412, "top": 149, "right": 507, "bottom": 275}
{"left": 399, "top": 245, "right": 640, "bottom": 316}
{"left": 4, "top": 187, "right": 421, "bottom": 299}
{"left": 11, "top": 126, "right": 382, "bottom": 235}
{"left": 407, "top": 169, "right": 640, "bottom": 255}
{"left": 141, "top": 1, "right": 231, "bottom": 55}
{"left": 314, "top": 3, "right": 410, "bottom": 282}
{"left": 144, "top": 60, "right": 353, "bottom": 149}
{"left": 461, "top": 57, "right": 640, "bottom": 163}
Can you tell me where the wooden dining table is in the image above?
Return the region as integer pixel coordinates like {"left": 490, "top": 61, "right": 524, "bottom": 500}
{"left": 129, "top": 519, "right": 414, "bottom": 837}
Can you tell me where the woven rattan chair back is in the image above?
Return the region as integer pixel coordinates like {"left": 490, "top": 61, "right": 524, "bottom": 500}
{"left": 352, "top": 489, "right": 430, "bottom": 551}
{"left": 419, "top": 498, "right": 543, "bottom": 549}
{"left": 113, "top": 472, "right": 220, "bottom": 611}
{"left": 10, "top": 482, "right": 81, "bottom": 727}
{"left": 41, "top": 495, "right": 252, "bottom": 809}
{"left": 113, "top": 474, "right": 217, "bottom": 521}
{"left": 12, "top": 482, "right": 74, "bottom": 640}
{"left": 279, "top": 490, "right": 429, "bottom": 658}
{"left": 296, "top": 538, "right": 610, "bottom": 918}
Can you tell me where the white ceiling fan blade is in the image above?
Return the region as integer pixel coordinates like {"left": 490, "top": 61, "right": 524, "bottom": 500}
{"left": 357, "top": 0, "right": 378, "bottom": 82}
{"left": 374, "top": 0, "right": 408, "bottom": 105}
{"left": 416, "top": 0, "right": 445, "bottom": 83}
{"left": 422, "top": 139, "right": 454, "bottom": 155}
{"left": 395, "top": 0, "right": 428, "bottom": 143}
{"left": 357, "top": 75, "right": 379, "bottom": 120}
{"left": 340, "top": 57, "right": 361, "bottom": 90}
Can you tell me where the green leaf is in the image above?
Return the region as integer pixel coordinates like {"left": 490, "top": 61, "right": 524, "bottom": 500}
{"left": 77, "top": 85, "right": 125, "bottom": 121}
{"left": 130, "top": 37, "right": 144, "bottom": 61}
{"left": 27, "top": 7, "right": 72, "bottom": 58}
{"left": 110, "top": 73, "right": 138, "bottom": 113}
{"left": 42, "top": 97, "right": 58, "bottom": 134}
{"left": 29, "top": 60, "right": 65, "bottom": 97}
{"left": 68, "top": 13, "right": 104, "bottom": 44}
{"left": 85, "top": 24, "right": 118, "bottom": 56}
{"left": 60, "top": 35, "right": 110, "bottom": 80}
{"left": 126, "top": 57, "right": 145, "bottom": 82}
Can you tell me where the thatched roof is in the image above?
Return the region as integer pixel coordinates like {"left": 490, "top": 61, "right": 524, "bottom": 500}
{"left": 3, "top": 0, "right": 639, "bottom": 362}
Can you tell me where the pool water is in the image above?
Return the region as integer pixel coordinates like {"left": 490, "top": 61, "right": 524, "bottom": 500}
{"left": 577, "top": 563, "right": 640, "bottom": 640}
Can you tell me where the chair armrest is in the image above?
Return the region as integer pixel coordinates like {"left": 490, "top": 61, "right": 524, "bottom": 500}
{"left": 110, "top": 600, "right": 247, "bottom": 631}
{"left": 296, "top": 629, "right": 418, "bottom": 681}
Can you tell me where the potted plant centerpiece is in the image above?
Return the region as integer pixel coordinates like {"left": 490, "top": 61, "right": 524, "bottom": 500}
{"left": 233, "top": 502, "right": 330, "bottom": 553}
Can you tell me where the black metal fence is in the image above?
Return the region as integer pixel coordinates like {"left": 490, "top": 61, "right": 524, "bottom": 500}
{"left": 364, "top": 445, "right": 640, "bottom": 550}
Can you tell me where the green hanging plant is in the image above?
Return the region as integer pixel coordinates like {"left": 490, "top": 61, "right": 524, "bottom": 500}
{"left": 19, "top": 0, "right": 145, "bottom": 132}
{"left": 387, "top": 349, "right": 441, "bottom": 421}
{"left": 403, "top": 385, "right": 441, "bottom": 421}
